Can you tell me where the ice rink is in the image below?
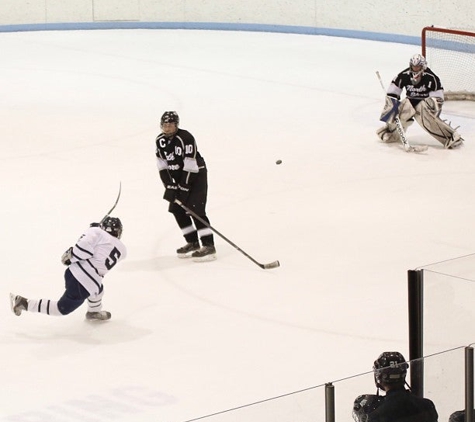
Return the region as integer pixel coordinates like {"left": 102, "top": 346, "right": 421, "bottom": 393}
{"left": 1, "top": 29, "right": 475, "bottom": 421}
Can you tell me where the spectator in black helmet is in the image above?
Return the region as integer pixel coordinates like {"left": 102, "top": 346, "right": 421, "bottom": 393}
{"left": 352, "top": 351, "right": 438, "bottom": 422}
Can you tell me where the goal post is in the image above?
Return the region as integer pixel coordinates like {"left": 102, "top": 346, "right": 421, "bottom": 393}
{"left": 422, "top": 26, "right": 475, "bottom": 101}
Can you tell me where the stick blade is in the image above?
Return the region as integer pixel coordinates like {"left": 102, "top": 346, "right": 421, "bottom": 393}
{"left": 406, "top": 145, "right": 429, "bottom": 153}
{"left": 262, "top": 260, "right": 280, "bottom": 270}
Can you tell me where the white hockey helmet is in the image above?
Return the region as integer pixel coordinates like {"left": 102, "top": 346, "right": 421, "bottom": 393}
{"left": 409, "top": 54, "right": 427, "bottom": 83}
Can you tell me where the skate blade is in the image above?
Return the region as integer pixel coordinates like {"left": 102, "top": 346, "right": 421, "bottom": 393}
{"left": 177, "top": 252, "right": 195, "bottom": 259}
{"left": 192, "top": 254, "right": 217, "bottom": 263}
{"left": 85, "top": 312, "right": 111, "bottom": 321}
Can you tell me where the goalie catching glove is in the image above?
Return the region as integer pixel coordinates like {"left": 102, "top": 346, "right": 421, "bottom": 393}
{"left": 379, "top": 96, "right": 400, "bottom": 123}
{"left": 423, "top": 96, "right": 444, "bottom": 117}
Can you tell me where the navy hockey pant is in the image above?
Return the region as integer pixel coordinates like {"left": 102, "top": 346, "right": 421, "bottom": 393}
{"left": 57, "top": 269, "right": 92, "bottom": 315}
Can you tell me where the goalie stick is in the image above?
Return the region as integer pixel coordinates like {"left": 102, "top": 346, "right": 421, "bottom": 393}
{"left": 99, "top": 182, "right": 122, "bottom": 225}
{"left": 376, "top": 71, "right": 428, "bottom": 153}
{"left": 174, "top": 199, "right": 280, "bottom": 270}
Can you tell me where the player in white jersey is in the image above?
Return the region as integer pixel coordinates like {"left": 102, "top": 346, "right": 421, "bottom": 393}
{"left": 10, "top": 217, "right": 127, "bottom": 321}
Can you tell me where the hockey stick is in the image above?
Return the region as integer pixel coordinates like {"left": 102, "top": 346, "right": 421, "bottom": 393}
{"left": 174, "top": 199, "right": 280, "bottom": 270}
{"left": 99, "top": 182, "right": 122, "bottom": 224}
{"left": 375, "top": 71, "right": 428, "bottom": 153}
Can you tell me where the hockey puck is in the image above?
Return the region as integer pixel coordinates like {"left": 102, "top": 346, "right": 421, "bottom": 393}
{"left": 276, "top": 160, "right": 282, "bottom": 165}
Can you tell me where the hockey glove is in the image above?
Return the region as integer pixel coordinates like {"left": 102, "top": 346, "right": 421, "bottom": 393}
{"left": 424, "top": 97, "right": 444, "bottom": 117}
{"left": 61, "top": 247, "right": 73, "bottom": 266}
{"left": 163, "top": 184, "right": 178, "bottom": 203}
{"left": 379, "top": 96, "right": 400, "bottom": 123}
{"left": 177, "top": 184, "right": 191, "bottom": 205}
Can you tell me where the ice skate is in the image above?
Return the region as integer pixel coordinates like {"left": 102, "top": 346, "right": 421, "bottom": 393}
{"left": 10, "top": 293, "right": 28, "bottom": 316}
{"left": 86, "top": 311, "right": 111, "bottom": 321}
{"left": 177, "top": 241, "right": 200, "bottom": 258}
{"left": 192, "top": 245, "right": 217, "bottom": 262}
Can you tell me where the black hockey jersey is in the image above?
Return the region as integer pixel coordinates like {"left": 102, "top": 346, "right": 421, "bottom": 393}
{"left": 155, "top": 128, "right": 206, "bottom": 188}
{"left": 366, "top": 388, "right": 438, "bottom": 422}
{"left": 387, "top": 67, "right": 444, "bottom": 108}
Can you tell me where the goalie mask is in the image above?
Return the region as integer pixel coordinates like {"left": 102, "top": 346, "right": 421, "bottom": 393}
{"left": 373, "top": 351, "right": 408, "bottom": 390}
{"left": 409, "top": 54, "right": 427, "bottom": 84}
{"left": 100, "top": 217, "right": 123, "bottom": 239}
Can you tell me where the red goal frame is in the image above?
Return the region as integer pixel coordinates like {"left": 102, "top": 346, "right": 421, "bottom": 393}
{"left": 422, "top": 26, "right": 475, "bottom": 100}
{"left": 422, "top": 26, "right": 475, "bottom": 57}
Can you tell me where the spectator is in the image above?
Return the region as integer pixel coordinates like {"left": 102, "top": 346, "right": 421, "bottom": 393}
{"left": 352, "top": 351, "right": 438, "bottom": 422}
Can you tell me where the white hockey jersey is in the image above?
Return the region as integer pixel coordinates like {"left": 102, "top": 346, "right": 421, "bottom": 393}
{"left": 68, "top": 226, "right": 127, "bottom": 296}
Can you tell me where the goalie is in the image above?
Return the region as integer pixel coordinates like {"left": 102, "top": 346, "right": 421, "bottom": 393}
{"left": 377, "top": 54, "right": 464, "bottom": 149}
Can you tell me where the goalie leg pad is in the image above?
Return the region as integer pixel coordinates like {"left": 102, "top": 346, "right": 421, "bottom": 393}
{"left": 415, "top": 100, "right": 464, "bottom": 148}
{"left": 398, "top": 98, "right": 416, "bottom": 129}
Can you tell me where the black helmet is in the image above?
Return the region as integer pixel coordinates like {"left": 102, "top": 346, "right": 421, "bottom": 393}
{"left": 352, "top": 394, "right": 385, "bottom": 422}
{"left": 373, "top": 351, "right": 408, "bottom": 389}
{"left": 100, "top": 217, "right": 123, "bottom": 239}
{"left": 160, "top": 111, "right": 179, "bottom": 126}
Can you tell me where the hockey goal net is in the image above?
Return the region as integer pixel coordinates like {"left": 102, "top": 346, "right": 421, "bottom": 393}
{"left": 422, "top": 26, "right": 475, "bottom": 100}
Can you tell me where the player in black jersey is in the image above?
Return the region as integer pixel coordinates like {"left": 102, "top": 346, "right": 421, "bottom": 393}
{"left": 155, "top": 111, "right": 216, "bottom": 262}
{"left": 352, "top": 351, "right": 438, "bottom": 422}
{"left": 377, "top": 54, "right": 463, "bottom": 149}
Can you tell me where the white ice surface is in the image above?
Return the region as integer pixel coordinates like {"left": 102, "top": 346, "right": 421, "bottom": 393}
{"left": 1, "top": 29, "right": 475, "bottom": 422}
